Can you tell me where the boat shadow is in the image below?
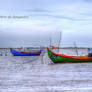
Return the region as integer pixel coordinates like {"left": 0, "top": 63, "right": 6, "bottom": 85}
{"left": 11, "top": 56, "right": 41, "bottom": 64}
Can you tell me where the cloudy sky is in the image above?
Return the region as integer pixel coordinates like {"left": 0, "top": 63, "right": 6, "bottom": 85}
{"left": 0, "top": 0, "right": 92, "bottom": 47}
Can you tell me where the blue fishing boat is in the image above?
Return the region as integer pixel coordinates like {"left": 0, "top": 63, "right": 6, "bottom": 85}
{"left": 10, "top": 48, "right": 42, "bottom": 56}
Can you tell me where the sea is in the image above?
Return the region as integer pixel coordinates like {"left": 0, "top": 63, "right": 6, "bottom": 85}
{"left": 0, "top": 48, "right": 92, "bottom": 92}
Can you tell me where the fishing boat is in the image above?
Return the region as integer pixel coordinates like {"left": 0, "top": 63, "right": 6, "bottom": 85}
{"left": 47, "top": 47, "right": 92, "bottom": 63}
{"left": 10, "top": 48, "right": 42, "bottom": 56}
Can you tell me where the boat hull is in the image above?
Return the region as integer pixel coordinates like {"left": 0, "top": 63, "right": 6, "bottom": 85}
{"left": 10, "top": 48, "right": 42, "bottom": 56}
{"left": 47, "top": 47, "right": 92, "bottom": 63}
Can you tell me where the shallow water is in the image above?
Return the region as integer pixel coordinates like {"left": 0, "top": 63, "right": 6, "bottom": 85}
{"left": 0, "top": 49, "right": 92, "bottom": 92}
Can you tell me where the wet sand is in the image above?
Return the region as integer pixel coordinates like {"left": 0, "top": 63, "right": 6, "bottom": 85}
{"left": 0, "top": 49, "right": 92, "bottom": 92}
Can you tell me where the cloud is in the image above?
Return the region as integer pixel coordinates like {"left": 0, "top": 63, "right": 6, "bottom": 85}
{"left": 0, "top": 0, "right": 92, "bottom": 47}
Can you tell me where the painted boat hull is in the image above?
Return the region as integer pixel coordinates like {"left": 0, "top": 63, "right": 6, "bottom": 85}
{"left": 10, "top": 48, "right": 42, "bottom": 56}
{"left": 47, "top": 47, "right": 92, "bottom": 63}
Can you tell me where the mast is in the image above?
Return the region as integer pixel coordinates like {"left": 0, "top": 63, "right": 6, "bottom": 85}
{"left": 58, "top": 31, "right": 62, "bottom": 53}
{"left": 49, "top": 37, "right": 52, "bottom": 46}
{"left": 74, "top": 42, "right": 78, "bottom": 56}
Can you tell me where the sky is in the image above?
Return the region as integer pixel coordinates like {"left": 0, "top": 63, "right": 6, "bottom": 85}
{"left": 0, "top": 0, "right": 92, "bottom": 47}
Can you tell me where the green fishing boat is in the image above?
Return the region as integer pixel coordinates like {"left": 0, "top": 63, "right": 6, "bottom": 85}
{"left": 47, "top": 47, "right": 92, "bottom": 63}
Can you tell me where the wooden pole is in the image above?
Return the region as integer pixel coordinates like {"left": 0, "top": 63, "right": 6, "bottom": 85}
{"left": 41, "top": 54, "right": 44, "bottom": 64}
{"left": 41, "top": 46, "right": 44, "bottom": 64}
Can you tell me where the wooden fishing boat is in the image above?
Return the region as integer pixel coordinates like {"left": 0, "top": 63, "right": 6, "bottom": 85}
{"left": 10, "top": 48, "right": 42, "bottom": 56}
{"left": 47, "top": 47, "right": 92, "bottom": 63}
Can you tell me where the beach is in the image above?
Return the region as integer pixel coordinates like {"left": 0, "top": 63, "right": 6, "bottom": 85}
{"left": 0, "top": 48, "right": 92, "bottom": 92}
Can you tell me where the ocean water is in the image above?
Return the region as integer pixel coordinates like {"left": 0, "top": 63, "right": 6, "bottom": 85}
{"left": 0, "top": 48, "right": 92, "bottom": 92}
